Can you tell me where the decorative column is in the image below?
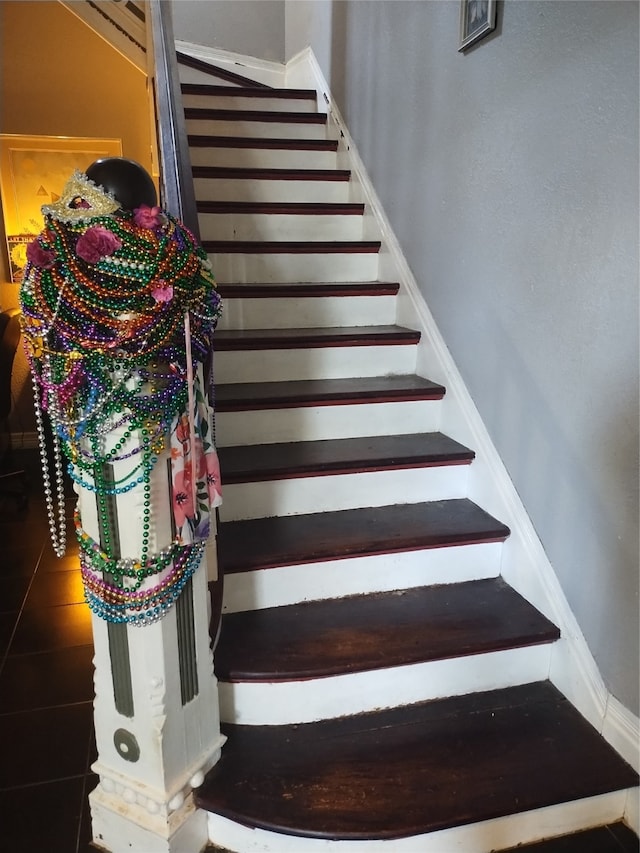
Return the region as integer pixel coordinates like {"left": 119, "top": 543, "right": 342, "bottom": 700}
{"left": 19, "top": 163, "right": 224, "bottom": 853}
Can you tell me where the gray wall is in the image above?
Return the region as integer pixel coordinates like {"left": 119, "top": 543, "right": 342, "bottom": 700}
{"left": 172, "top": 0, "right": 285, "bottom": 62}
{"left": 289, "top": 0, "right": 639, "bottom": 716}
{"left": 182, "top": 0, "right": 640, "bottom": 715}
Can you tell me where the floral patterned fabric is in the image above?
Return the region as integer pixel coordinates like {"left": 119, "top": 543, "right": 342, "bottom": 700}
{"left": 170, "top": 365, "right": 222, "bottom": 544}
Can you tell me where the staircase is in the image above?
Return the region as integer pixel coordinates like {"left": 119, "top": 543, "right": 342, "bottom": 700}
{"left": 176, "top": 53, "right": 638, "bottom": 852}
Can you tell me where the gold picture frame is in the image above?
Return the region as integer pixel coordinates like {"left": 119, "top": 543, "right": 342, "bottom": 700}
{"left": 0, "top": 134, "right": 122, "bottom": 282}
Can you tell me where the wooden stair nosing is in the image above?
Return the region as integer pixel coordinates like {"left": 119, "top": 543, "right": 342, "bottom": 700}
{"left": 217, "top": 498, "right": 511, "bottom": 574}
{"left": 176, "top": 51, "right": 270, "bottom": 88}
{"left": 203, "top": 240, "right": 380, "bottom": 254}
{"left": 192, "top": 165, "right": 351, "bottom": 181}
{"left": 216, "top": 282, "right": 400, "bottom": 298}
{"left": 181, "top": 83, "right": 317, "bottom": 100}
{"left": 196, "top": 681, "right": 639, "bottom": 840}
{"left": 218, "top": 432, "right": 474, "bottom": 485}
{"left": 188, "top": 134, "right": 338, "bottom": 151}
{"left": 184, "top": 107, "right": 328, "bottom": 124}
{"left": 214, "top": 325, "right": 421, "bottom": 351}
{"left": 215, "top": 375, "right": 443, "bottom": 412}
{"left": 214, "top": 578, "right": 560, "bottom": 682}
{"left": 197, "top": 201, "right": 364, "bottom": 215}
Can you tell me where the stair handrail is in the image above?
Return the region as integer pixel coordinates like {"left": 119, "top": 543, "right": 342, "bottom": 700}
{"left": 146, "top": 0, "right": 200, "bottom": 241}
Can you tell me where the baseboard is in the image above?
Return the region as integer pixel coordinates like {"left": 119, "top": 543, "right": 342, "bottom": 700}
{"left": 175, "top": 40, "right": 286, "bottom": 87}
{"left": 284, "top": 47, "right": 639, "bottom": 773}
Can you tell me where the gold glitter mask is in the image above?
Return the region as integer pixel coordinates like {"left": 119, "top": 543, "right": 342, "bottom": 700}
{"left": 41, "top": 171, "right": 121, "bottom": 223}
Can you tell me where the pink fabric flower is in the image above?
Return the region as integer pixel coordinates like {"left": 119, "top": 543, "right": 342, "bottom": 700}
{"left": 150, "top": 279, "right": 173, "bottom": 303}
{"left": 134, "top": 205, "right": 163, "bottom": 230}
{"left": 76, "top": 226, "right": 122, "bottom": 263}
{"left": 172, "top": 468, "right": 195, "bottom": 528}
{"left": 204, "top": 450, "right": 222, "bottom": 503}
{"left": 26, "top": 239, "right": 56, "bottom": 269}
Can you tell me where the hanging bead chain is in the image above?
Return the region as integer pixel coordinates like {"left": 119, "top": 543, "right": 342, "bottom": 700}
{"left": 30, "top": 367, "right": 66, "bottom": 557}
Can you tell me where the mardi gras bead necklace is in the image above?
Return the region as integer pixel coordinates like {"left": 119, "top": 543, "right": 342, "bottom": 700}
{"left": 20, "top": 170, "right": 222, "bottom": 623}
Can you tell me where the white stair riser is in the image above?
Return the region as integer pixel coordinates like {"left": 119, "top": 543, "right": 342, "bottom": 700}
{"left": 183, "top": 94, "right": 317, "bottom": 112}
{"left": 218, "top": 465, "right": 471, "bottom": 521}
{"left": 219, "top": 644, "right": 553, "bottom": 725}
{"left": 217, "top": 294, "right": 394, "bottom": 330}
{"left": 215, "top": 344, "right": 417, "bottom": 383}
{"left": 210, "top": 251, "right": 379, "bottom": 283}
{"left": 206, "top": 791, "right": 631, "bottom": 853}
{"left": 194, "top": 177, "right": 350, "bottom": 203}
{"left": 199, "top": 212, "right": 363, "bottom": 242}
{"left": 185, "top": 118, "right": 329, "bottom": 139}
{"left": 189, "top": 146, "right": 337, "bottom": 170}
{"left": 223, "top": 541, "right": 503, "bottom": 613}
{"left": 216, "top": 398, "right": 440, "bottom": 446}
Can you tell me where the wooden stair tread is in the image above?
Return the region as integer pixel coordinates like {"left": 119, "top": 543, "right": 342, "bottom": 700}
{"left": 214, "top": 578, "right": 560, "bottom": 682}
{"left": 188, "top": 134, "right": 338, "bottom": 151}
{"left": 218, "top": 431, "right": 472, "bottom": 483}
{"left": 214, "top": 325, "right": 421, "bottom": 350}
{"left": 196, "top": 681, "right": 639, "bottom": 840}
{"left": 215, "top": 374, "right": 444, "bottom": 411}
{"left": 191, "top": 165, "right": 350, "bottom": 181}
{"left": 182, "top": 83, "right": 317, "bottom": 100}
{"left": 202, "top": 240, "right": 380, "bottom": 253}
{"left": 198, "top": 201, "right": 363, "bottom": 215}
{"left": 176, "top": 51, "right": 270, "bottom": 88}
{"left": 217, "top": 498, "right": 509, "bottom": 573}
{"left": 216, "top": 282, "right": 400, "bottom": 297}
{"left": 184, "top": 107, "right": 327, "bottom": 124}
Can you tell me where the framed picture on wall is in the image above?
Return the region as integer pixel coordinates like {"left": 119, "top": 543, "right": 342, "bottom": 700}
{"left": 0, "top": 134, "right": 122, "bottom": 282}
{"left": 459, "top": 0, "right": 497, "bottom": 51}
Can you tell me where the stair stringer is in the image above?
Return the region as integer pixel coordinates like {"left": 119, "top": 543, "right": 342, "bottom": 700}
{"left": 175, "top": 39, "right": 287, "bottom": 88}
{"left": 285, "top": 46, "right": 640, "bottom": 789}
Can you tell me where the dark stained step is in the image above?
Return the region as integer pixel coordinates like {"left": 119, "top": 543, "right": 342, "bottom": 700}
{"left": 217, "top": 498, "right": 509, "bottom": 573}
{"left": 202, "top": 240, "right": 380, "bottom": 254}
{"left": 182, "top": 83, "right": 317, "bottom": 101}
{"left": 176, "top": 51, "right": 270, "bottom": 88}
{"left": 216, "top": 282, "right": 399, "bottom": 298}
{"left": 192, "top": 165, "right": 350, "bottom": 181}
{"left": 500, "top": 822, "right": 639, "bottom": 852}
{"left": 197, "top": 201, "right": 364, "bottom": 215}
{"left": 184, "top": 107, "right": 327, "bottom": 125}
{"left": 218, "top": 432, "right": 472, "bottom": 484}
{"left": 196, "top": 681, "right": 639, "bottom": 840}
{"left": 215, "top": 374, "right": 442, "bottom": 412}
{"left": 188, "top": 134, "right": 338, "bottom": 151}
{"left": 214, "top": 577, "right": 560, "bottom": 682}
{"left": 214, "top": 325, "right": 421, "bottom": 350}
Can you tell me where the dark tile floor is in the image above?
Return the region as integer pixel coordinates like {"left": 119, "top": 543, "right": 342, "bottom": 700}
{"left": 0, "top": 453, "right": 96, "bottom": 853}
{"left": 0, "top": 452, "right": 637, "bottom": 853}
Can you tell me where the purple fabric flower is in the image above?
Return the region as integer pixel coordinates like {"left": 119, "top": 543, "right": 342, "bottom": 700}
{"left": 134, "top": 205, "right": 164, "bottom": 230}
{"left": 26, "top": 239, "right": 56, "bottom": 269}
{"left": 76, "top": 226, "right": 122, "bottom": 263}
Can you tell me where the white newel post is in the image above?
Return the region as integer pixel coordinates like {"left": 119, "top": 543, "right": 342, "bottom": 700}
{"left": 84, "top": 428, "right": 225, "bottom": 853}
{"left": 19, "top": 164, "right": 225, "bottom": 853}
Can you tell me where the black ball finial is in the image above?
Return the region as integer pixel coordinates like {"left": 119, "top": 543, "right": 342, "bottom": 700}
{"left": 85, "top": 157, "right": 157, "bottom": 211}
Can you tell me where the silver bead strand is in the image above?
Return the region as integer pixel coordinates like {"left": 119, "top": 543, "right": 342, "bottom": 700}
{"left": 31, "top": 368, "right": 67, "bottom": 557}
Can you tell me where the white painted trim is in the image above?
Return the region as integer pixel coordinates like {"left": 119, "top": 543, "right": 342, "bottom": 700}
{"left": 625, "top": 785, "right": 640, "bottom": 835}
{"left": 604, "top": 695, "right": 640, "bottom": 774}
{"left": 284, "top": 47, "right": 638, "bottom": 768}
{"left": 219, "top": 645, "right": 553, "bottom": 725}
{"left": 206, "top": 789, "right": 632, "bottom": 852}
{"left": 175, "top": 40, "right": 286, "bottom": 87}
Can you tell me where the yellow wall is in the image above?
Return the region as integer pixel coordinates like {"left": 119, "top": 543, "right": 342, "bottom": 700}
{"left": 0, "top": 0, "right": 154, "bottom": 436}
